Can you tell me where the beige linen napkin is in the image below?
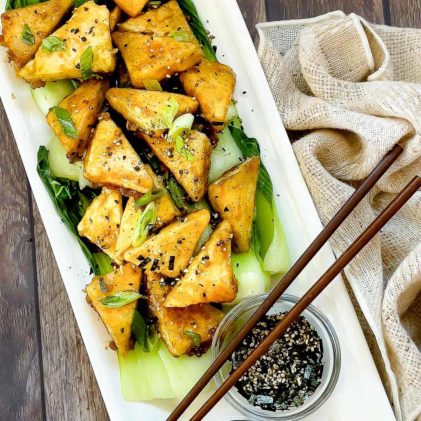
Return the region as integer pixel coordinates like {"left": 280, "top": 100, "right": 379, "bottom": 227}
{"left": 256, "top": 12, "right": 420, "bottom": 421}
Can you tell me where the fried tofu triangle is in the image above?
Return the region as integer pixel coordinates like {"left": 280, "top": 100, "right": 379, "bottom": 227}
{"left": 147, "top": 272, "right": 224, "bottom": 356}
{"left": 208, "top": 156, "right": 260, "bottom": 252}
{"left": 180, "top": 59, "right": 236, "bottom": 124}
{"left": 124, "top": 209, "right": 210, "bottom": 277}
{"left": 165, "top": 220, "right": 237, "bottom": 308}
{"left": 86, "top": 263, "right": 142, "bottom": 355}
{"left": 106, "top": 88, "right": 198, "bottom": 136}
{"left": 84, "top": 117, "right": 153, "bottom": 194}
{"left": 78, "top": 188, "right": 123, "bottom": 263}
{"left": 119, "top": 1, "right": 192, "bottom": 37}
{"left": 46, "top": 79, "right": 108, "bottom": 161}
{"left": 113, "top": 0, "right": 148, "bottom": 18}
{"left": 112, "top": 31, "right": 202, "bottom": 88}
{"left": 19, "top": 1, "right": 116, "bottom": 82}
{"left": 0, "top": 0, "right": 72, "bottom": 70}
{"left": 142, "top": 130, "right": 212, "bottom": 202}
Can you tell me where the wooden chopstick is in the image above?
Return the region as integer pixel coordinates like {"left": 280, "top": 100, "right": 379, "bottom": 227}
{"left": 167, "top": 144, "right": 403, "bottom": 421}
{"left": 191, "top": 175, "right": 421, "bottom": 420}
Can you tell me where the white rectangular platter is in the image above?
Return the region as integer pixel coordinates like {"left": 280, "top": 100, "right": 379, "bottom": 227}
{"left": 0, "top": 0, "right": 396, "bottom": 420}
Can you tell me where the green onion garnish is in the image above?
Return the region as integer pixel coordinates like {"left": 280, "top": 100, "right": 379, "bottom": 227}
{"left": 183, "top": 330, "right": 201, "bottom": 347}
{"left": 132, "top": 202, "right": 157, "bottom": 247}
{"left": 21, "top": 24, "right": 35, "bottom": 46}
{"left": 80, "top": 46, "right": 94, "bottom": 80}
{"left": 100, "top": 291, "right": 144, "bottom": 308}
{"left": 135, "top": 189, "right": 165, "bottom": 208}
{"left": 143, "top": 79, "right": 163, "bottom": 91}
{"left": 53, "top": 106, "right": 78, "bottom": 138}
{"left": 41, "top": 36, "right": 66, "bottom": 53}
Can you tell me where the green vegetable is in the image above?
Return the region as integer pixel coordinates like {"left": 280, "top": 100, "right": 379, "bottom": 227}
{"left": 147, "top": 0, "right": 161, "bottom": 6}
{"left": 100, "top": 291, "right": 144, "bottom": 308}
{"left": 92, "top": 253, "right": 113, "bottom": 275}
{"left": 165, "top": 173, "right": 191, "bottom": 211}
{"left": 73, "top": 0, "right": 89, "bottom": 6}
{"left": 183, "top": 330, "right": 201, "bottom": 347}
{"left": 132, "top": 202, "right": 156, "bottom": 247}
{"left": 30, "top": 80, "right": 75, "bottom": 115}
{"left": 132, "top": 311, "right": 159, "bottom": 353}
{"left": 161, "top": 99, "right": 179, "bottom": 128}
{"left": 169, "top": 31, "right": 193, "bottom": 42}
{"left": 6, "top": 0, "right": 46, "bottom": 10}
{"left": 208, "top": 126, "right": 243, "bottom": 182}
{"left": 135, "top": 189, "right": 165, "bottom": 208}
{"left": 21, "top": 24, "right": 35, "bottom": 46}
{"left": 177, "top": 0, "right": 216, "bottom": 61}
{"left": 53, "top": 106, "right": 78, "bottom": 138}
{"left": 41, "top": 35, "right": 66, "bottom": 53}
{"left": 80, "top": 46, "right": 94, "bottom": 80}
{"left": 37, "top": 146, "right": 107, "bottom": 275}
{"left": 143, "top": 79, "right": 163, "bottom": 91}
{"left": 168, "top": 113, "right": 194, "bottom": 140}
{"left": 175, "top": 135, "right": 193, "bottom": 161}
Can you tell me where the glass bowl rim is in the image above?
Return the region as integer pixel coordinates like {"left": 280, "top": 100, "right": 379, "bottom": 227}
{"left": 211, "top": 293, "right": 341, "bottom": 420}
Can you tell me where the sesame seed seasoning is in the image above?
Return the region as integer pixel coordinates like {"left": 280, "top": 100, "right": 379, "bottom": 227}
{"left": 231, "top": 313, "right": 323, "bottom": 412}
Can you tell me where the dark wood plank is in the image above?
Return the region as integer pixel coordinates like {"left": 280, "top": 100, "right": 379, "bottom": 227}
{"left": 0, "top": 100, "right": 44, "bottom": 421}
{"left": 32, "top": 203, "right": 109, "bottom": 421}
{"left": 388, "top": 0, "right": 421, "bottom": 27}
{"left": 266, "top": 0, "right": 385, "bottom": 23}
{"left": 236, "top": 0, "right": 267, "bottom": 44}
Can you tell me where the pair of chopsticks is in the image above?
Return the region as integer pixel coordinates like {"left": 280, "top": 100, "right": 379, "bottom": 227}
{"left": 168, "top": 144, "right": 420, "bottom": 421}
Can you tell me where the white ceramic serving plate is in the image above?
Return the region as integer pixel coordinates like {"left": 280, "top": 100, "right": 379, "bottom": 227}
{"left": 0, "top": 1, "right": 396, "bottom": 420}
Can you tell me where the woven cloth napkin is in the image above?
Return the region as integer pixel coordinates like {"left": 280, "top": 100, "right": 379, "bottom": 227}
{"left": 256, "top": 12, "right": 420, "bottom": 421}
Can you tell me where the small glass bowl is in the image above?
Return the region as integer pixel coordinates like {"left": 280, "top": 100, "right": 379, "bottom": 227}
{"left": 211, "top": 294, "right": 341, "bottom": 420}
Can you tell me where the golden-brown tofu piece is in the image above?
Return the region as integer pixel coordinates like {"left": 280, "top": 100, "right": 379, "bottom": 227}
{"left": 109, "top": 6, "right": 122, "bottom": 31}
{"left": 19, "top": 1, "right": 116, "bottom": 82}
{"left": 77, "top": 188, "right": 123, "bottom": 262}
{"left": 144, "top": 165, "right": 180, "bottom": 228}
{"left": 46, "top": 79, "right": 108, "bottom": 161}
{"left": 180, "top": 59, "right": 236, "bottom": 123}
{"left": 147, "top": 272, "right": 224, "bottom": 356}
{"left": 142, "top": 130, "right": 212, "bottom": 202}
{"left": 113, "top": 0, "right": 148, "bottom": 18}
{"left": 165, "top": 221, "right": 237, "bottom": 307}
{"left": 124, "top": 209, "right": 210, "bottom": 277}
{"left": 119, "top": 1, "right": 192, "bottom": 37}
{"left": 112, "top": 31, "right": 202, "bottom": 88}
{"left": 84, "top": 117, "right": 153, "bottom": 194}
{"left": 208, "top": 156, "right": 260, "bottom": 252}
{"left": 86, "top": 263, "right": 142, "bottom": 355}
{"left": 106, "top": 88, "right": 198, "bottom": 135}
{"left": 115, "top": 197, "right": 138, "bottom": 261}
{"left": 0, "top": 0, "right": 72, "bottom": 69}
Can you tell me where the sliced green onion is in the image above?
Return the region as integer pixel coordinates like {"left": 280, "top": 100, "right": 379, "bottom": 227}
{"left": 175, "top": 135, "right": 193, "bottom": 161}
{"left": 53, "top": 106, "right": 78, "bottom": 138}
{"left": 165, "top": 174, "right": 190, "bottom": 211}
{"left": 168, "top": 113, "right": 194, "bottom": 140}
{"left": 143, "top": 79, "right": 163, "bottom": 91}
{"left": 161, "top": 99, "right": 179, "bottom": 128}
{"left": 93, "top": 253, "right": 114, "bottom": 276}
{"left": 80, "top": 46, "right": 94, "bottom": 80}
{"left": 135, "top": 188, "right": 165, "bottom": 208}
{"left": 147, "top": 0, "right": 161, "bottom": 6}
{"left": 100, "top": 291, "right": 144, "bottom": 308}
{"left": 41, "top": 35, "right": 66, "bottom": 53}
{"left": 169, "top": 31, "right": 193, "bottom": 42}
{"left": 183, "top": 330, "right": 201, "bottom": 347}
{"left": 132, "top": 202, "right": 156, "bottom": 247}
{"left": 22, "top": 24, "right": 35, "bottom": 45}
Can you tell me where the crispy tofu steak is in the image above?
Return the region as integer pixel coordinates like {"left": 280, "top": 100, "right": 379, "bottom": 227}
{"left": 113, "top": 0, "right": 148, "bottom": 18}
{"left": 109, "top": 6, "right": 122, "bottom": 32}
{"left": 46, "top": 79, "right": 108, "bottom": 161}
{"left": 19, "top": 1, "right": 116, "bottom": 82}
{"left": 86, "top": 263, "right": 142, "bottom": 355}
{"left": 180, "top": 59, "right": 236, "bottom": 124}
{"left": 142, "top": 130, "right": 212, "bottom": 202}
{"left": 112, "top": 31, "right": 203, "bottom": 88}
{"left": 0, "top": 0, "right": 72, "bottom": 70}
{"left": 208, "top": 156, "right": 260, "bottom": 252}
{"left": 124, "top": 209, "right": 210, "bottom": 277}
{"left": 118, "top": 1, "right": 193, "bottom": 37}
{"left": 78, "top": 188, "right": 123, "bottom": 262}
{"left": 165, "top": 220, "right": 237, "bottom": 307}
{"left": 146, "top": 272, "right": 224, "bottom": 356}
{"left": 84, "top": 117, "right": 154, "bottom": 194}
{"left": 106, "top": 88, "right": 198, "bottom": 135}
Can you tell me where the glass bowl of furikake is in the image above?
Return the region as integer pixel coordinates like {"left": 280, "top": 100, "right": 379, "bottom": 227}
{"left": 211, "top": 294, "right": 341, "bottom": 420}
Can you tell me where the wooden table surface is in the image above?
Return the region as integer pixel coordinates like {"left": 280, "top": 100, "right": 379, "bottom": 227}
{"left": 0, "top": 0, "right": 419, "bottom": 420}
